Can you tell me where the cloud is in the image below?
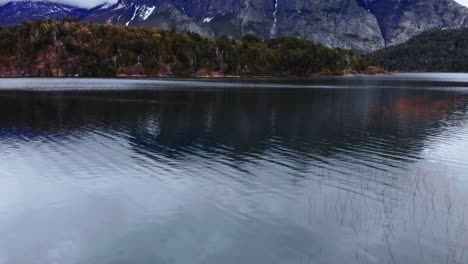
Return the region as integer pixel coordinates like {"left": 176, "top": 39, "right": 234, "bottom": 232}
{"left": 0, "top": 0, "right": 118, "bottom": 9}
{"left": 455, "top": 0, "right": 468, "bottom": 6}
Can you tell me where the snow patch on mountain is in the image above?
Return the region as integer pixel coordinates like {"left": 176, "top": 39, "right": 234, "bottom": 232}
{"left": 125, "top": 5, "right": 138, "bottom": 26}
{"left": 455, "top": 0, "right": 468, "bottom": 7}
{"left": 203, "top": 17, "right": 213, "bottom": 23}
{"left": 140, "top": 6, "right": 155, "bottom": 20}
{"left": 125, "top": 5, "right": 156, "bottom": 25}
{"left": 113, "top": 2, "right": 126, "bottom": 10}
{"left": 270, "top": 0, "right": 278, "bottom": 37}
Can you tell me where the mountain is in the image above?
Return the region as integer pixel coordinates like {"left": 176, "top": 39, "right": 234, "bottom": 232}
{"left": 358, "top": 0, "right": 468, "bottom": 46}
{"left": 85, "top": 0, "right": 385, "bottom": 51}
{"left": 0, "top": 1, "right": 87, "bottom": 25}
{"left": 0, "top": 0, "right": 468, "bottom": 52}
{"left": 371, "top": 27, "right": 468, "bottom": 72}
{"left": 83, "top": 0, "right": 468, "bottom": 51}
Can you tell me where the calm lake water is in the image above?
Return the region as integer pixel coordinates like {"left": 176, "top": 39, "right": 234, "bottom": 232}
{"left": 0, "top": 73, "right": 467, "bottom": 264}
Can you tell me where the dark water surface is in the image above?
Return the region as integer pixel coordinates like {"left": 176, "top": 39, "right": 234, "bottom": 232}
{"left": 0, "top": 74, "right": 467, "bottom": 264}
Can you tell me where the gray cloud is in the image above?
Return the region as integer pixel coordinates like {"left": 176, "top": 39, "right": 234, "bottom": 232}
{"left": 455, "top": 0, "right": 468, "bottom": 6}
{"left": 0, "top": 0, "right": 118, "bottom": 9}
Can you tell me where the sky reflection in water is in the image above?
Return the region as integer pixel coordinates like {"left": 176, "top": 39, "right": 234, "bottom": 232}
{"left": 0, "top": 74, "right": 467, "bottom": 264}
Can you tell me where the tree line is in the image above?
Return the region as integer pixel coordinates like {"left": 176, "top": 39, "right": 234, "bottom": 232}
{"left": 371, "top": 28, "right": 468, "bottom": 72}
{"left": 0, "top": 18, "right": 371, "bottom": 77}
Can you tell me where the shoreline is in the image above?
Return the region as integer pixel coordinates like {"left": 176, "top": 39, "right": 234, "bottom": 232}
{"left": 0, "top": 74, "right": 390, "bottom": 79}
{"left": 0, "top": 67, "right": 391, "bottom": 79}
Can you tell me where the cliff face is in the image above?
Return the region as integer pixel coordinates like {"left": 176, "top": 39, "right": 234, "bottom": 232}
{"left": 1, "top": 0, "right": 468, "bottom": 51}
{"left": 358, "top": 0, "right": 468, "bottom": 46}
{"left": 84, "top": 0, "right": 468, "bottom": 51}
{"left": 85, "top": 0, "right": 385, "bottom": 51}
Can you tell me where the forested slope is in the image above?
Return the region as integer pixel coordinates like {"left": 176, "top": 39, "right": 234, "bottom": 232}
{"left": 0, "top": 18, "right": 372, "bottom": 77}
{"left": 371, "top": 28, "right": 468, "bottom": 72}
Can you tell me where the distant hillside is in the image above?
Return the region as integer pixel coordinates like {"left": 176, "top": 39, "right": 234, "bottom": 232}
{"left": 371, "top": 28, "right": 468, "bottom": 72}
{"left": 0, "top": 18, "right": 374, "bottom": 78}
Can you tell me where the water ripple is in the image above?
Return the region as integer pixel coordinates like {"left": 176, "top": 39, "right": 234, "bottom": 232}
{"left": 0, "top": 76, "right": 467, "bottom": 264}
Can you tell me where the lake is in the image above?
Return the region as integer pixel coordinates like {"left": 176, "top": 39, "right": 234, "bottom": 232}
{"left": 0, "top": 74, "right": 467, "bottom": 264}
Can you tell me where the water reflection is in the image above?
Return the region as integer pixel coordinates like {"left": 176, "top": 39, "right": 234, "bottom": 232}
{"left": 0, "top": 77, "right": 467, "bottom": 264}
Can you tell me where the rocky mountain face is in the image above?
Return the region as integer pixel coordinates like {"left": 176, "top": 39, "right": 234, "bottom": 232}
{"left": 0, "top": 0, "right": 468, "bottom": 51}
{"left": 0, "top": 1, "right": 87, "bottom": 25}
{"left": 358, "top": 0, "right": 468, "bottom": 46}
{"left": 86, "top": 0, "right": 385, "bottom": 51}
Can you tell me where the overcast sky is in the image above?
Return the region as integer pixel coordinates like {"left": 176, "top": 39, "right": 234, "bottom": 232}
{"left": 56, "top": 0, "right": 117, "bottom": 8}
{"left": 455, "top": 0, "right": 468, "bottom": 6}
{"left": 0, "top": 0, "right": 467, "bottom": 9}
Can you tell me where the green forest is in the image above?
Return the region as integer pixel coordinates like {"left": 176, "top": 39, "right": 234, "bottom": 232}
{"left": 0, "top": 18, "right": 372, "bottom": 77}
{"left": 371, "top": 28, "right": 468, "bottom": 72}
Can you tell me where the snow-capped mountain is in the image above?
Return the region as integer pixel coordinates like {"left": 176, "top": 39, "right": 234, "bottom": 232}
{"left": 85, "top": 0, "right": 468, "bottom": 51}
{"left": 1, "top": 0, "right": 468, "bottom": 51}
{"left": 84, "top": 0, "right": 385, "bottom": 51}
{"left": 0, "top": 1, "right": 87, "bottom": 25}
